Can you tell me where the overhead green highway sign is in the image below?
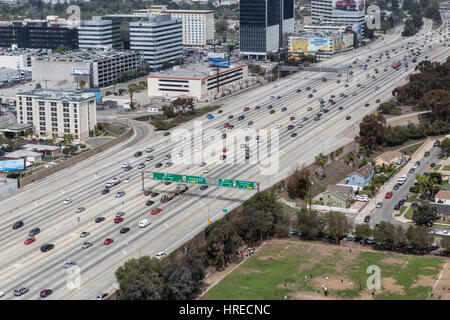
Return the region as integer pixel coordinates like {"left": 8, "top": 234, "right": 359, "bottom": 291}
{"left": 185, "top": 175, "right": 206, "bottom": 184}
{"left": 235, "top": 180, "right": 255, "bottom": 189}
{"left": 218, "top": 178, "right": 234, "bottom": 187}
{"left": 153, "top": 172, "right": 184, "bottom": 182}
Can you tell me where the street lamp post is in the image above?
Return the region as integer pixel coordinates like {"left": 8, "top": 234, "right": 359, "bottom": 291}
{"left": 309, "top": 181, "right": 313, "bottom": 214}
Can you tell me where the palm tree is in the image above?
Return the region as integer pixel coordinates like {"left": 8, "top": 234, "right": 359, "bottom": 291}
{"left": 346, "top": 151, "right": 356, "bottom": 165}
{"left": 127, "top": 83, "right": 138, "bottom": 110}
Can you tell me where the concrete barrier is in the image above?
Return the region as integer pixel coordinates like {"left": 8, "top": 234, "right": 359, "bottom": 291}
{"left": 19, "top": 123, "right": 134, "bottom": 187}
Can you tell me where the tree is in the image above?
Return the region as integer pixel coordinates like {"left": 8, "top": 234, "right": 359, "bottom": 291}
{"left": 162, "top": 262, "right": 196, "bottom": 300}
{"left": 355, "top": 224, "right": 372, "bottom": 241}
{"left": 62, "top": 134, "right": 74, "bottom": 146}
{"left": 441, "top": 138, "right": 450, "bottom": 156}
{"left": 215, "top": 19, "right": 229, "bottom": 34}
{"left": 35, "top": 83, "right": 41, "bottom": 89}
{"left": 53, "top": 45, "right": 72, "bottom": 53}
{"left": 358, "top": 114, "right": 386, "bottom": 150}
{"left": 418, "top": 90, "right": 450, "bottom": 122}
{"left": 79, "top": 80, "right": 86, "bottom": 89}
{"left": 163, "top": 105, "right": 176, "bottom": 118}
{"left": 373, "top": 221, "right": 396, "bottom": 247}
{"left": 286, "top": 167, "right": 310, "bottom": 199}
{"left": 314, "top": 153, "right": 327, "bottom": 167}
{"left": 205, "top": 220, "right": 242, "bottom": 270}
{"left": 296, "top": 207, "right": 324, "bottom": 239}
{"left": 412, "top": 202, "right": 438, "bottom": 227}
{"left": 324, "top": 211, "right": 351, "bottom": 242}
{"left": 406, "top": 225, "right": 431, "bottom": 249}
{"left": 127, "top": 83, "right": 138, "bottom": 110}
{"left": 234, "top": 208, "right": 273, "bottom": 246}
{"left": 440, "top": 236, "right": 450, "bottom": 251}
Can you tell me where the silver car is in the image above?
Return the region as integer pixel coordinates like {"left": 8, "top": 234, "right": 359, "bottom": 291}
{"left": 64, "top": 261, "right": 76, "bottom": 268}
{"left": 116, "top": 191, "right": 125, "bottom": 198}
{"left": 115, "top": 212, "right": 125, "bottom": 218}
{"left": 75, "top": 207, "right": 85, "bottom": 213}
{"left": 82, "top": 242, "right": 92, "bottom": 249}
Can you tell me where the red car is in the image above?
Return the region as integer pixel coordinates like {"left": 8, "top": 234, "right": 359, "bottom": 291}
{"left": 40, "top": 289, "right": 53, "bottom": 298}
{"left": 114, "top": 217, "right": 123, "bottom": 224}
{"left": 151, "top": 208, "right": 162, "bottom": 215}
{"left": 243, "top": 107, "right": 250, "bottom": 111}
{"left": 223, "top": 148, "right": 227, "bottom": 153}
{"left": 24, "top": 237, "right": 35, "bottom": 245}
{"left": 104, "top": 238, "right": 114, "bottom": 245}
{"left": 224, "top": 122, "right": 230, "bottom": 127}
{"left": 385, "top": 192, "right": 393, "bottom": 199}
{"left": 290, "top": 116, "right": 295, "bottom": 121}
{"left": 330, "top": 101, "right": 336, "bottom": 105}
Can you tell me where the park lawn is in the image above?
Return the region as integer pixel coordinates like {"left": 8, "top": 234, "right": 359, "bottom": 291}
{"left": 405, "top": 207, "right": 414, "bottom": 220}
{"left": 407, "top": 194, "right": 416, "bottom": 203}
{"left": 201, "top": 239, "right": 447, "bottom": 300}
{"left": 434, "top": 165, "right": 441, "bottom": 171}
{"left": 443, "top": 165, "right": 450, "bottom": 171}
{"left": 395, "top": 206, "right": 407, "bottom": 217}
{"left": 400, "top": 142, "right": 425, "bottom": 156}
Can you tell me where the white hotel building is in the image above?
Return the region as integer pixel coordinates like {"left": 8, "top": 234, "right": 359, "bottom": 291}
{"left": 133, "top": 6, "right": 215, "bottom": 46}
{"left": 16, "top": 90, "right": 97, "bottom": 140}
{"left": 129, "top": 14, "right": 183, "bottom": 71}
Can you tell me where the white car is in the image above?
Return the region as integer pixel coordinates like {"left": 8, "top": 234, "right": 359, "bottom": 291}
{"left": 139, "top": 219, "right": 151, "bottom": 228}
{"left": 44, "top": 162, "right": 55, "bottom": 168}
{"left": 63, "top": 198, "right": 72, "bottom": 205}
{"left": 0, "top": 291, "right": 4, "bottom": 298}
{"left": 156, "top": 251, "right": 166, "bottom": 260}
{"left": 194, "top": 147, "right": 201, "bottom": 152}
{"left": 355, "top": 195, "right": 368, "bottom": 202}
{"left": 122, "top": 162, "right": 130, "bottom": 168}
{"left": 123, "top": 178, "right": 132, "bottom": 183}
{"left": 178, "top": 151, "right": 183, "bottom": 157}
{"left": 203, "top": 167, "right": 211, "bottom": 174}
{"left": 276, "top": 124, "right": 281, "bottom": 129}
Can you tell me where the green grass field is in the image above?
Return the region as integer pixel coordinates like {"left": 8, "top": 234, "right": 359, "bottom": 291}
{"left": 201, "top": 239, "right": 447, "bottom": 300}
{"left": 443, "top": 166, "right": 450, "bottom": 171}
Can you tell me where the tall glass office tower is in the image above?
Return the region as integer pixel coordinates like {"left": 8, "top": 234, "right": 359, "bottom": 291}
{"left": 239, "top": 0, "right": 294, "bottom": 59}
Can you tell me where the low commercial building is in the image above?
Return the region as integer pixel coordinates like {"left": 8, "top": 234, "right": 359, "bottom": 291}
{"left": 22, "top": 144, "right": 61, "bottom": 157}
{"left": 32, "top": 49, "right": 144, "bottom": 89}
{"left": 16, "top": 89, "right": 97, "bottom": 140}
{"left": 5, "top": 149, "right": 42, "bottom": 163}
{"left": 0, "top": 47, "right": 51, "bottom": 71}
{"left": 147, "top": 62, "right": 248, "bottom": 102}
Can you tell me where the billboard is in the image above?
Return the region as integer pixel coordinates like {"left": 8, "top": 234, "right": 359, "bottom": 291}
{"left": 209, "top": 58, "right": 230, "bottom": 68}
{"left": 0, "top": 158, "right": 25, "bottom": 172}
{"left": 207, "top": 52, "right": 225, "bottom": 59}
{"left": 206, "top": 39, "right": 222, "bottom": 45}
{"left": 343, "top": 33, "right": 354, "bottom": 47}
{"left": 332, "top": 0, "right": 365, "bottom": 18}
{"left": 351, "top": 23, "right": 363, "bottom": 40}
{"left": 290, "top": 37, "right": 331, "bottom": 53}
{"left": 71, "top": 67, "right": 90, "bottom": 75}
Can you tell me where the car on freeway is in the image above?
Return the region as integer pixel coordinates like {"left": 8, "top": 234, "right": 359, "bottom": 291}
{"left": 238, "top": 115, "right": 245, "bottom": 120}
{"left": 75, "top": 207, "right": 85, "bottom": 213}
{"left": 146, "top": 147, "right": 154, "bottom": 153}
{"left": 224, "top": 122, "right": 230, "bottom": 127}
{"left": 338, "top": 106, "right": 343, "bottom": 110}
{"left": 303, "top": 117, "right": 309, "bottom": 121}
{"left": 296, "top": 89, "right": 301, "bottom": 93}
{"left": 248, "top": 121, "right": 253, "bottom": 126}
{"left": 255, "top": 105, "right": 261, "bottom": 110}
{"left": 134, "top": 151, "right": 142, "bottom": 157}
{"left": 155, "top": 162, "right": 163, "bottom": 168}
{"left": 116, "top": 191, "right": 125, "bottom": 198}
{"left": 122, "top": 162, "right": 130, "bottom": 169}
{"left": 139, "top": 219, "right": 151, "bottom": 228}
{"left": 40, "top": 289, "right": 53, "bottom": 298}
{"left": 270, "top": 110, "right": 275, "bottom": 114}
{"left": 156, "top": 251, "right": 167, "bottom": 260}
{"left": 63, "top": 198, "right": 72, "bottom": 205}
{"left": 13, "top": 220, "right": 24, "bottom": 229}
{"left": 365, "top": 103, "right": 370, "bottom": 107}
{"left": 145, "top": 200, "right": 155, "bottom": 206}
{"left": 124, "top": 165, "right": 132, "bottom": 171}
{"left": 163, "top": 132, "right": 170, "bottom": 136}
{"left": 103, "top": 238, "right": 114, "bottom": 245}
{"left": 307, "top": 106, "right": 313, "bottom": 111}
{"left": 308, "top": 94, "right": 313, "bottom": 98}
{"left": 200, "top": 185, "right": 208, "bottom": 190}
{"left": 64, "top": 261, "right": 76, "bottom": 268}
{"left": 222, "top": 133, "right": 227, "bottom": 139}
{"left": 346, "top": 116, "right": 351, "bottom": 120}
{"left": 306, "top": 87, "right": 311, "bottom": 90}
{"left": 385, "top": 192, "right": 393, "bottom": 199}
{"left": 24, "top": 237, "right": 35, "bottom": 245}
{"left": 228, "top": 115, "right": 234, "bottom": 120}
{"left": 146, "top": 156, "right": 153, "bottom": 161}
{"left": 151, "top": 192, "right": 159, "bottom": 197}
{"left": 101, "top": 188, "right": 110, "bottom": 195}
{"left": 199, "top": 161, "right": 207, "bottom": 167}
{"left": 82, "top": 242, "right": 92, "bottom": 249}
{"left": 120, "top": 227, "right": 130, "bottom": 234}
{"left": 80, "top": 232, "right": 89, "bottom": 238}
{"left": 298, "top": 124, "right": 303, "bottom": 128}
{"left": 243, "top": 107, "right": 250, "bottom": 111}
{"left": 312, "top": 89, "right": 317, "bottom": 93}
{"left": 29, "top": 227, "right": 40, "bottom": 236}
{"left": 40, "top": 243, "right": 54, "bottom": 252}
{"left": 291, "top": 133, "right": 297, "bottom": 137}
{"left": 409, "top": 168, "right": 415, "bottom": 174}
{"left": 431, "top": 162, "right": 436, "bottom": 167}
{"left": 287, "top": 125, "right": 294, "bottom": 130}
{"left": 96, "top": 293, "right": 108, "bottom": 300}
{"left": 114, "top": 217, "right": 124, "bottom": 224}
{"left": 95, "top": 217, "right": 105, "bottom": 223}
{"left": 151, "top": 208, "right": 162, "bottom": 215}
{"left": 165, "top": 161, "right": 173, "bottom": 167}
{"left": 138, "top": 163, "right": 146, "bottom": 169}
{"left": 281, "top": 107, "right": 287, "bottom": 112}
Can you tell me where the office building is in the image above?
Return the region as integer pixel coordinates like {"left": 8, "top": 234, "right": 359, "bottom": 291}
{"left": 129, "top": 14, "right": 182, "bottom": 70}
{"left": 239, "top": 0, "right": 295, "bottom": 59}
{"left": 0, "top": 21, "right": 78, "bottom": 49}
{"left": 78, "top": 17, "right": 121, "bottom": 50}
{"left": 311, "top": 0, "right": 365, "bottom": 26}
{"left": 32, "top": 49, "right": 143, "bottom": 89}
{"left": 147, "top": 62, "right": 248, "bottom": 101}
{"left": 133, "top": 6, "right": 215, "bottom": 46}
{"left": 16, "top": 89, "right": 97, "bottom": 140}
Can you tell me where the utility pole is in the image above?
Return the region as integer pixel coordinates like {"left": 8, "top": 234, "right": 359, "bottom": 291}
{"left": 309, "top": 181, "right": 313, "bottom": 214}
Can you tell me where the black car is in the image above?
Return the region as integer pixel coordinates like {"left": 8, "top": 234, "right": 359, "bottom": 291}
{"left": 40, "top": 243, "right": 54, "bottom": 252}
{"left": 409, "top": 168, "right": 415, "bottom": 174}
{"left": 393, "top": 184, "right": 400, "bottom": 190}
{"left": 217, "top": 110, "right": 223, "bottom": 114}
{"left": 346, "top": 116, "right": 351, "bottom": 120}
{"left": 124, "top": 165, "right": 132, "bottom": 171}
{"left": 296, "top": 89, "right": 301, "bottom": 93}
{"left": 151, "top": 192, "right": 159, "bottom": 197}
{"left": 95, "top": 217, "right": 105, "bottom": 223}
{"left": 364, "top": 215, "right": 370, "bottom": 223}
{"left": 146, "top": 200, "right": 155, "bottom": 206}
{"left": 364, "top": 103, "right": 370, "bottom": 107}
{"left": 308, "top": 94, "right": 313, "bottom": 98}
{"left": 415, "top": 161, "right": 420, "bottom": 166}
{"left": 155, "top": 162, "right": 163, "bottom": 168}
{"left": 102, "top": 188, "right": 110, "bottom": 195}
{"left": 220, "top": 155, "right": 227, "bottom": 160}
{"left": 255, "top": 105, "right": 261, "bottom": 110}
{"left": 248, "top": 121, "right": 253, "bottom": 126}
{"left": 270, "top": 110, "right": 275, "bottom": 114}
{"left": 222, "top": 133, "right": 227, "bottom": 139}
{"left": 323, "top": 109, "right": 329, "bottom": 113}
{"left": 228, "top": 115, "right": 234, "bottom": 119}
{"left": 398, "top": 199, "right": 405, "bottom": 206}
{"left": 291, "top": 132, "right": 297, "bottom": 137}
{"left": 303, "top": 117, "right": 309, "bottom": 121}
{"left": 29, "top": 227, "right": 40, "bottom": 236}
{"left": 120, "top": 227, "right": 130, "bottom": 234}
{"left": 200, "top": 185, "right": 208, "bottom": 190}
{"left": 267, "top": 105, "right": 273, "bottom": 109}
{"left": 287, "top": 125, "right": 294, "bottom": 130}
{"left": 134, "top": 151, "right": 142, "bottom": 157}
{"left": 424, "top": 151, "right": 430, "bottom": 157}
{"left": 338, "top": 106, "right": 343, "bottom": 110}
{"left": 281, "top": 107, "right": 287, "bottom": 112}
{"left": 433, "top": 140, "right": 440, "bottom": 147}
{"left": 238, "top": 115, "right": 245, "bottom": 120}
{"left": 163, "top": 132, "right": 170, "bottom": 136}
{"left": 426, "top": 245, "right": 439, "bottom": 252}
{"left": 13, "top": 220, "right": 24, "bottom": 229}
{"left": 306, "top": 87, "right": 311, "bottom": 91}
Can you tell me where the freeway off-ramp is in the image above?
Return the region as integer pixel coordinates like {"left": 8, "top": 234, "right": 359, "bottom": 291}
{"left": 0, "top": 18, "right": 449, "bottom": 300}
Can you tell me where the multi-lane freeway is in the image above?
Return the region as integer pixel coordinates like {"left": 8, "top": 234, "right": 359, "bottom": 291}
{"left": 0, "top": 16, "right": 449, "bottom": 300}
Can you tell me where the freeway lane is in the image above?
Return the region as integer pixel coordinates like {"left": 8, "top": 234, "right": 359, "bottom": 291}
{"left": 0, "top": 18, "right": 448, "bottom": 299}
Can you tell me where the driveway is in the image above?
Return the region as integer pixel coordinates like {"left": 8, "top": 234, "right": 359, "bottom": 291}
{"left": 355, "top": 138, "right": 441, "bottom": 227}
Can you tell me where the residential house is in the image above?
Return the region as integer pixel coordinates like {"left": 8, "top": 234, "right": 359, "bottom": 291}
{"left": 374, "top": 150, "right": 405, "bottom": 167}
{"left": 344, "top": 163, "right": 375, "bottom": 190}
{"left": 435, "top": 190, "right": 450, "bottom": 205}
{"left": 428, "top": 202, "right": 450, "bottom": 221}
{"left": 322, "top": 185, "right": 354, "bottom": 207}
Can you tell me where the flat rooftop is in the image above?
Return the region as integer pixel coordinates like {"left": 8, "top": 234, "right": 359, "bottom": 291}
{"left": 148, "top": 62, "right": 246, "bottom": 80}
{"left": 16, "top": 89, "right": 96, "bottom": 102}
{"left": 34, "top": 49, "right": 140, "bottom": 63}
{"left": 0, "top": 122, "right": 33, "bottom": 132}
{"left": 0, "top": 47, "right": 51, "bottom": 56}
